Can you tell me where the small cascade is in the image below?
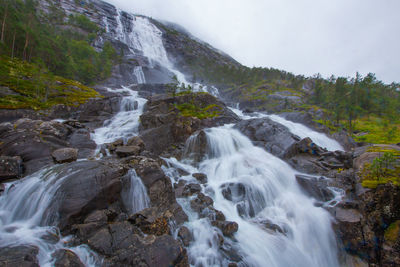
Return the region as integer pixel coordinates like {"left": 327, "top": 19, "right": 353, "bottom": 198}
{"left": 133, "top": 66, "right": 146, "bottom": 84}
{"left": 121, "top": 169, "right": 150, "bottom": 214}
{"left": 0, "top": 167, "right": 99, "bottom": 266}
{"left": 163, "top": 125, "right": 340, "bottom": 266}
{"left": 91, "top": 87, "right": 147, "bottom": 145}
{"left": 266, "top": 114, "right": 344, "bottom": 151}
{"left": 229, "top": 107, "right": 343, "bottom": 152}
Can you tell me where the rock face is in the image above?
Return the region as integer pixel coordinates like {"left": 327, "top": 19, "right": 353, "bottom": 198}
{"left": 0, "top": 156, "right": 23, "bottom": 182}
{"left": 52, "top": 148, "right": 78, "bottom": 163}
{"left": 0, "top": 119, "right": 96, "bottom": 175}
{"left": 52, "top": 249, "right": 85, "bottom": 267}
{"left": 234, "top": 117, "right": 300, "bottom": 158}
{"left": 139, "top": 93, "right": 239, "bottom": 157}
{"left": 0, "top": 245, "right": 39, "bottom": 267}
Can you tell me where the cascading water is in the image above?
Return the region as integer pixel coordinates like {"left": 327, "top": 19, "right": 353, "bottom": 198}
{"left": 266, "top": 114, "right": 343, "bottom": 151}
{"left": 121, "top": 169, "right": 150, "bottom": 214}
{"left": 91, "top": 86, "right": 147, "bottom": 145}
{"left": 229, "top": 107, "right": 343, "bottom": 152}
{"left": 163, "top": 124, "right": 340, "bottom": 267}
{"left": 0, "top": 167, "right": 99, "bottom": 267}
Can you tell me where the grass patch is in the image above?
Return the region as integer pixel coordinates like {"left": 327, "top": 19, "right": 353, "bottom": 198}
{"left": 175, "top": 103, "right": 221, "bottom": 119}
{"left": 360, "top": 150, "right": 400, "bottom": 188}
{"left": 0, "top": 57, "right": 101, "bottom": 110}
{"left": 351, "top": 117, "right": 400, "bottom": 144}
{"left": 385, "top": 220, "right": 400, "bottom": 244}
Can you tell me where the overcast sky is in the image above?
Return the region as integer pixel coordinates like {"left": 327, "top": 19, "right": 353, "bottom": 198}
{"left": 106, "top": 0, "right": 400, "bottom": 83}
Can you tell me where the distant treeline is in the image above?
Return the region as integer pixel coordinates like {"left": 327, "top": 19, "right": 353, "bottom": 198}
{"left": 0, "top": 0, "right": 116, "bottom": 85}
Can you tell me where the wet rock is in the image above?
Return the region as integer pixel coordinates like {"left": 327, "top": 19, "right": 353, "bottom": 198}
{"left": 52, "top": 148, "right": 78, "bottom": 163}
{"left": 0, "top": 245, "right": 39, "bottom": 267}
{"left": 126, "top": 136, "right": 145, "bottom": 151}
{"left": 0, "top": 183, "right": 5, "bottom": 195}
{"left": 178, "top": 226, "right": 193, "bottom": 246}
{"left": 192, "top": 173, "right": 207, "bottom": 184}
{"left": 190, "top": 192, "right": 214, "bottom": 213}
{"left": 43, "top": 160, "right": 127, "bottom": 229}
{"left": 234, "top": 117, "right": 300, "bottom": 158}
{"left": 40, "top": 228, "right": 61, "bottom": 244}
{"left": 0, "top": 119, "right": 92, "bottom": 175}
{"left": 53, "top": 249, "right": 84, "bottom": 267}
{"left": 129, "top": 207, "right": 171, "bottom": 236}
{"left": 221, "top": 183, "right": 246, "bottom": 202}
{"left": 295, "top": 174, "right": 335, "bottom": 202}
{"left": 183, "top": 130, "right": 209, "bottom": 163}
{"left": 260, "top": 220, "right": 287, "bottom": 235}
{"left": 182, "top": 183, "right": 202, "bottom": 197}
{"left": 0, "top": 156, "right": 23, "bottom": 182}
{"left": 115, "top": 145, "right": 141, "bottom": 157}
{"left": 212, "top": 221, "right": 239, "bottom": 237}
{"left": 106, "top": 138, "right": 124, "bottom": 152}
{"left": 139, "top": 93, "right": 239, "bottom": 156}
{"left": 174, "top": 179, "right": 187, "bottom": 198}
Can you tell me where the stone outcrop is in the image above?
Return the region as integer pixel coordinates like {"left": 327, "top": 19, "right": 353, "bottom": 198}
{"left": 139, "top": 93, "right": 240, "bottom": 157}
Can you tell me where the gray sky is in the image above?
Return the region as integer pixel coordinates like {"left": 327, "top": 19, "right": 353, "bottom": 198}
{"left": 106, "top": 0, "right": 400, "bottom": 83}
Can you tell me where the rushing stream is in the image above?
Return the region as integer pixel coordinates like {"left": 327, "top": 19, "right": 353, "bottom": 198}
{"left": 163, "top": 124, "right": 340, "bottom": 266}
{"left": 0, "top": 6, "right": 344, "bottom": 266}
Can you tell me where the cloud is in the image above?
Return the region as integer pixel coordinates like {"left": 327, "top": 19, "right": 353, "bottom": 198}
{"left": 106, "top": 0, "right": 400, "bottom": 83}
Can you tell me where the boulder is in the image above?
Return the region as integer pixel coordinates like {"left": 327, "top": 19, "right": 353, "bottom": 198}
{"left": 178, "top": 226, "right": 193, "bottom": 246}
{"left": 52, "top": 148, "right": 78, "bottom": 163}
{"left": 42, "top": 160, "right": 127, "bottom": 229}
{"left": 129, "top": 207, "right": 171, "bottom": 236}
{"left": 52, "top": 249, "right": 85, "bottom": 267}
{"left": 0, "top": 156, "right": 23, "bottom": 182}
{"left": 295, "top": 175, "right": 335, "bottom": 202}
{"left": 0, "top": 245, "right": 39, "bottom": 267}
{"left": 182, "top": 183, "right": 202, "bottom": 197}
{"left": 190, "top": 192, "right": 214, "bottom": 213}
{"left": 115, "top": 146, "right": 141, "bottom": 157}
{"left": 212, "top": 221, "right": 239, "bottom": 237}
{"left": 234, "top": 117, "right": 300, "bottom": 158}
{"left": 192, "top": 173, "right": 207, "bottom": 184}
{"left": 139, "top": 93, "right": 239, "bottom": 157}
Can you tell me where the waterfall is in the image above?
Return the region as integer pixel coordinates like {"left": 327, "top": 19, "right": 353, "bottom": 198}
{"left": 91, "top": 87, "right": 147, "bottom": 145}
{"left": 229, "top": 107, "right": 343, "bottom": 151}
{"left": 0, "top": 167, "right": 99, "bottom": 266}
{"left": 266, "top": 114, "right": 344, "bottom": 151}
{"left": 121, "top": 169, "right": 150, "bottom": 214}
{"left": 163, "top": 124, "right": 340, "bottom": 266}
{"left": 134, "top": 66, "right": 146, "bottom": 84}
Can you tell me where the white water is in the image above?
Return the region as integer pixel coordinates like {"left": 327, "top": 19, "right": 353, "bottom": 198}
{"left": 134, "top": 66, "right": 146, "bottom": 84}
{"left": 230, "top": 107, "right": 343, "bottom": 152}
{"left": 267, "top": 114, "right": 343, "bottom": 151}
{"left": 121, "top": 169, "right": 150, "bottom": 214}
{"left": 0, "top": 167, "right": 99, "bottom": 267}
{"left": 164, "top": 125, "right": 340, "bottom": 267}
{"left": 91, "top": 87, "right": 147, "bottom": 145}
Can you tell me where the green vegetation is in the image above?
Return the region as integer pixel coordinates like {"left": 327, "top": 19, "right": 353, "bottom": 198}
{"left": 385, "top": 220, "right": 400, "bottom": 244}
{"left": 360, "top": 150, "right": 400, "bottom": 188}
{"left": 175, "top": 103, "right": 221, "bottom": 119}
{"left": 0, "top": 56, "right": 101, "bottom": 109}
{"left": 0, "top": 0, "right": 116, "bottom": 86}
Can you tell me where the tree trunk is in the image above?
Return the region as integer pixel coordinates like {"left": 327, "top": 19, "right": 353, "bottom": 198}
{"left": 1, "top": 4, "right": 8, "bottom": 43}
{"left": 11, "top": 29, "right": 15, "bottom": 58}
{"left": 23, "top": 32, "right": 29, "bottom": 60}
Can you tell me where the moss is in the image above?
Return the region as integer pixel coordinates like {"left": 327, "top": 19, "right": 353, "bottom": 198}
{"left": 385, "top": 221, "right": 400, "bottom": 244}
{"left": 360, "top": 150, "right": 400, "bottom": 189}
{"left": 351, "top": 117, "right": 400, "bottom": 144}
{"left": 175, "top": 103, "right": 221, "bottom": 119}
{"left": 0, "top": 57, "right": 101, "bottom": 110}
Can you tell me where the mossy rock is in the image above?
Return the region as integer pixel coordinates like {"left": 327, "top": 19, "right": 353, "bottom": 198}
{"left": 0, "top": 57, "right": 102, "bottom": 110}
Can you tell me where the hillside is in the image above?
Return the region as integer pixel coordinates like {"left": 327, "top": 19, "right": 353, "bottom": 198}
{"left": 0, "top": 0, "right": 399, "bottom": 267}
